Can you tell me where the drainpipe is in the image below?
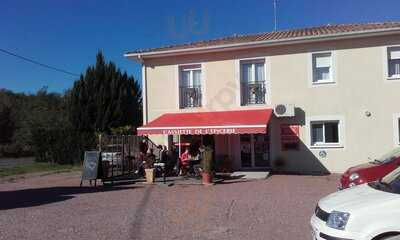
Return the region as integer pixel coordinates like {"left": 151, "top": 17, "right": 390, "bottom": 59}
{"left": 138, "top": 55, "right": 148, "bottom": 125}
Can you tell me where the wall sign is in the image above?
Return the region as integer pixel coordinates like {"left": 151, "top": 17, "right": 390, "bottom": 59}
{"left": 280, "top": 124, "right": 300, "bottom": 151}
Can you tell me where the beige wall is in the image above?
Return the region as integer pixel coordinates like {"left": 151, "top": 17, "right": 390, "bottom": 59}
{"left": 142, "top": 34, "right": 400, "bottom": 173}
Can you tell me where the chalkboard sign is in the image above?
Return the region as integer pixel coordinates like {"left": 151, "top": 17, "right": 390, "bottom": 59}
{"left": 81, "top": 151, "right": 100, "bottom": 184}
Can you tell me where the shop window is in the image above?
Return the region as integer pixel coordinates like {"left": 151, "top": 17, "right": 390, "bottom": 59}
{"left": 240, "top": 135, "right": 252, "bottom": 168}
{"left": 240, "top": 134, "right": 270, "bottom": 168}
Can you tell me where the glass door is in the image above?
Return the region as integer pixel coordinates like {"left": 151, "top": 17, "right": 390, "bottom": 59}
{"left": 240, "top": 133, "right": 270, "bottom": 168}
{"left": 240, "top": 135, "right": 252, "bottom": 168}
{"left": 253, "top": 134, "right": 270, "bottom": 167}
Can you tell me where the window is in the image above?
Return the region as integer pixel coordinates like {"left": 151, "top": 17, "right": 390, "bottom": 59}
{"left": 387, "top": 47, "right": 400, "bottom": 79}
{"left": 240, "top": 59, "right": 266, "bottom": 105}
{"left": 179, "top": 65, "right": 202, "bottom": 108}
{"left": 398, "top": 118, "right": 400, "bottom": 144}
{"left": 393, "top": 114, "right": 400, "bottom": 145}
{"left": 312, "top": 52, "right": 333, "bottom": 84}
{"left": 311, "top": 121, "right": 340, "bottom": 146}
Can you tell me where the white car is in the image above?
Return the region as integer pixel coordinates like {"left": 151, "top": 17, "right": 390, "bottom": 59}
{"left": 311, "top": 167, "right": 400, "bottom": 240}
{"left": 101, "top": 152, "right": 122, "bottom": 166}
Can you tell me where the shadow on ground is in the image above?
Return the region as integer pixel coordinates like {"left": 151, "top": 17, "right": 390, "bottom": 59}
{"left": 0, "top": 185, "right": 138, "bottom": 210}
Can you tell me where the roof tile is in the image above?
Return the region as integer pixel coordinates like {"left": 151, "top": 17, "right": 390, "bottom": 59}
{"left": 127, "top": 22, "right": 400, "bottom": 54}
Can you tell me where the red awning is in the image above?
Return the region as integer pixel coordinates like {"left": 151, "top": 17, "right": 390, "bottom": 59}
{"left": 137, "top": 109, "right": 273, "bottom": 135}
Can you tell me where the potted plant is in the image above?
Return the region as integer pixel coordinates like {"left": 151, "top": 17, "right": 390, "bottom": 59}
{"left": 145, "top": 167, "right": 155, "bottom": 183}
{"left": 201, "top": 146, "right": 214, "bottom": 185}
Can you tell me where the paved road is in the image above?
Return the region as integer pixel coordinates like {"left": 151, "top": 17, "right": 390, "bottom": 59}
{"left": 0, "top": 172, "right": 339, "bottom": 240}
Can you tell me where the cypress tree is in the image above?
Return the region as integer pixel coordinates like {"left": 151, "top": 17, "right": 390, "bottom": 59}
{"left": 68, "top": 51, "right": 142, "bottom": 134}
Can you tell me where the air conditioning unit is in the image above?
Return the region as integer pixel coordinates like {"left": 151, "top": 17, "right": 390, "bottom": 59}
{"left": 274, "top": 104, "right": 295, "bottom": 117}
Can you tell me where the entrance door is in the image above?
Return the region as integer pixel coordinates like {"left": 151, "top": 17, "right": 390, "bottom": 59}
{"left": 240, "top": 133, "right": 270, "bottom": 168}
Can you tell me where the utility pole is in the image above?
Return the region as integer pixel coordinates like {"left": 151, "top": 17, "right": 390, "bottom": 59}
{"left": 273, "top": 0, "right": 277, "bottom": 31}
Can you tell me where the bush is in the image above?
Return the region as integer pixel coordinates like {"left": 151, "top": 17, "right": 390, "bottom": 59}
{"left": 31, "top": 126, "right": 96, "bottom": 165}
{"left": 0, "top": 144, "right": 31, "bottom": 158}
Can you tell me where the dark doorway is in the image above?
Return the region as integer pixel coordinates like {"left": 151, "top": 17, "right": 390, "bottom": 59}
{"left": 202, "top": 135, "right": 215, "bottom": 149}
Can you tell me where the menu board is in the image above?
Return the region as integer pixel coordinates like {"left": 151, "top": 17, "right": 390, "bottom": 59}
{"left": 81, "top": 151, "right": 100, "bottom": 181}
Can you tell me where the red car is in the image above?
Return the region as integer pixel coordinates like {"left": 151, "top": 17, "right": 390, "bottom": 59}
{"left": 340, "top": 147, "right": 400, "bottom": 189}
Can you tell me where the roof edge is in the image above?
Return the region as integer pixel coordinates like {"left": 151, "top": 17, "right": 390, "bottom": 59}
{"left": 124, "top": 27, "right": 400, "bottom": 61}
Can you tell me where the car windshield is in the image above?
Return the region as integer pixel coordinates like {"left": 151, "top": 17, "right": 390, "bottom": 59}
{"left": 372, "top": 147, "right": 400, "bottom": 164}
{"left": 369, "top": 167, "right": 400, "bottom": 194}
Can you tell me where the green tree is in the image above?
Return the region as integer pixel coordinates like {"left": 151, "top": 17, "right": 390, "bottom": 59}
{"left": 0, "top": 90, "right": 15, "bottom": 144}
{"left": 68, "top": 51, "right": 142, "bottom": 133}
{"left": 26, "top": 87, "right": 79, "bottom": 163}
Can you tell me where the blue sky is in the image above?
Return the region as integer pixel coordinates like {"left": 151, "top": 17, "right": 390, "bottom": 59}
{"left": 1, "top": 0, "right": 400, "bottom": 93}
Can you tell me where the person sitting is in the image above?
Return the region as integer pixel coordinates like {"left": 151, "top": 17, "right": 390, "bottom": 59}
{"left": 160, "top": 145, "right": 168, "bottom": 164}
{"left": 180, "top": 147, "right": 190, "bottom": 175}
{"left": 145, "top": 148, "right": 156, "bottom": 168}
{"left": 167, "top": 146, "right": 179, "bottom": 176}
{"left": 135, "top": 151, "right": 146, "bottom": 176}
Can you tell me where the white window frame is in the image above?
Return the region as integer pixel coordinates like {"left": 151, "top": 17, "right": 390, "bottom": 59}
{"left": 175, "top": 63, "right": 205, "bottom": 109}
{"left": 235, "top": 57, "right": 270, "bottom": 107}
{"left": 309, "top": 51, "right": 336, "bottom": 86}
{"left": 393, "top": 113, "right": 400, "bottom": 146}
{"left": 240, "top": 59, "right": 265, "bottom": 83}
{"left": 306, "top": 115, "right": 345, "bottom": 149}
{"left": 383, "top": 46, "right": 400, "bottom": 81}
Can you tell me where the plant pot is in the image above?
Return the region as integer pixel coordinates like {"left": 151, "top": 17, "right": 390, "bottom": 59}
{"left": 145, "top": 168, "right": 155, "bottom": 183}
{"left": 202, "top": 172, "right": 213, "bottom": 185}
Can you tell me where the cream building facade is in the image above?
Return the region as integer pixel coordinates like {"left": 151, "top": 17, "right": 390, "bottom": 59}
{"left": 126, "top": 23, "right": 400, "bottom": 173}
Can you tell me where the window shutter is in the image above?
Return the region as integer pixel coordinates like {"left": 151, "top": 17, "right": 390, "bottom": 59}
{"left": 389, "top": 48, "right": 400, "bottom": 60}
{"left": 315, "top": 55, "right": 331, "bottom": 68}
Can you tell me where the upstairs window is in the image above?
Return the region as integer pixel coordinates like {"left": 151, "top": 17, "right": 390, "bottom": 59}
{"left": 388, "top": 47, "right": 400, "bottom": 79}
{"left": 240, "top": 59, "right": 266, "bottom": 105}
{"left": 312, "top": 52, "right": 333, "bottom": 84}
{"left": 179, "top": 65, "right": 202, "bottom": 108}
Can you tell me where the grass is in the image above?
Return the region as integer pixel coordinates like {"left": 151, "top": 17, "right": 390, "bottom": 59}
{"left": 0, "top": 162, "right": 82, "bottom": 178}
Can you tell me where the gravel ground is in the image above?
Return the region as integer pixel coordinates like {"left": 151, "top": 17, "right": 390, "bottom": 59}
{"left": 0, "top": 172, "right": 340, "bottom": 240}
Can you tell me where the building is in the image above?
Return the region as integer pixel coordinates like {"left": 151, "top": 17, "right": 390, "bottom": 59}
{"left": 125, "top": 22, "right": 400, "bottom": 174}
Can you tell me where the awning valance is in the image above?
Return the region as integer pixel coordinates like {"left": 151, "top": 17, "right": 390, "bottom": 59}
{"left": 137, "top": 109, "right": 273, "bottom": 135}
